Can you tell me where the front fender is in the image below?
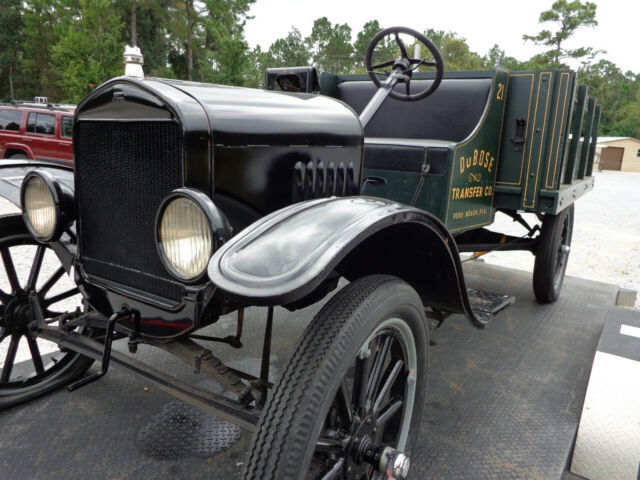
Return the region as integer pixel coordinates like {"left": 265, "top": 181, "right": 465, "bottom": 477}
{"left": 0, "top": 160, "right": 74, "bottom": 207}
{"left": 208, "top": 196, "right": 485, "bottom": 325}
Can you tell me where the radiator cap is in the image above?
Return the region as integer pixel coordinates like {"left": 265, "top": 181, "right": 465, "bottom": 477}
{"left": 124, "top": 45, "right": 144, "bottom": 79}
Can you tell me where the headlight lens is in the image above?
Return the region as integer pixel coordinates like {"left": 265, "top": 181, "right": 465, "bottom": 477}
{"left": 159, "top": 196, "right": 212, "bottom": 279}
{"left": 23, "top": 175, "right": 57, "bottom": 239}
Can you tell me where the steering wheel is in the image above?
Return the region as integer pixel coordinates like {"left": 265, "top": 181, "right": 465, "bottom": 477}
{"left": 365, "top": 26, "right": 444, "bottom": 102}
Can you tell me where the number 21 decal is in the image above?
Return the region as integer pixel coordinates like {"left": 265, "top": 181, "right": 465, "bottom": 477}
{"left": 496, "top": 82, "right": 505, "bottom": 100}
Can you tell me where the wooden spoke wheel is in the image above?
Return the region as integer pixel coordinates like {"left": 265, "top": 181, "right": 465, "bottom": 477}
{"left": 0, "top": 214, "right": 94, "bottom": 409}
{"left": 244, "top": 275, "right": 428, "bottom": 480}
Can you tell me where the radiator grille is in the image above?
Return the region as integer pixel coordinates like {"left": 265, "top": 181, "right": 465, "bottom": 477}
{"left": 75, "top": 121, "right": 185, "bottom": 300}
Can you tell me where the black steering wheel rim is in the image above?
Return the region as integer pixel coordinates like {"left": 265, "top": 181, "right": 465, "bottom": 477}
{"left": 365, "top": 26, "right": 444, "bottom": 102}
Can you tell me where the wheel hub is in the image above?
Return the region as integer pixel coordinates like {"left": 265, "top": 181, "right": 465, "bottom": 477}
{"left": 342, "top": 414, "right": 410, "bottom": 480}
{"left": 343, "top": 416, "right": 374, "bottom": 478}
{"left": 3, "top": 293, "right": 34, "bottom": 334}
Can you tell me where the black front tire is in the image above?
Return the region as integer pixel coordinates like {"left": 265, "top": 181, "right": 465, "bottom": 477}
{"left": 244, "top": 275, "right": 429, "bottom": 480}
{"left": 533, "top": 205, "right": 574, "bottom": 303}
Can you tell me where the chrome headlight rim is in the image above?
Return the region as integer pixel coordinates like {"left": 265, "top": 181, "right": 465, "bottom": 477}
{"left": 155, "top": 188, "right": 225, "bottom": 283}
{"left": 20, "top": 171, "right": 67, "bottom": 243}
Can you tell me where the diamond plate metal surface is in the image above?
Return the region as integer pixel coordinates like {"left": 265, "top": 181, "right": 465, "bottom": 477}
{"left": 571, "top": 351, "right": 640, "bottom": 480}
{"left": 0, "top": 263, "right": 620, "bottom": 479}
{"left": 0, "top": 303, "right": 306, "bottom": 480}
{"left": 136, "top": 401, "right": 241, "bottom": 459}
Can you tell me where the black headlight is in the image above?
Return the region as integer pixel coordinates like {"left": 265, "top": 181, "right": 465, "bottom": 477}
{"left": 20, "top": 171, "right": 74, "bottom": 242}
{"left": 156, "top": 188, "right": 231, "bottom": 282}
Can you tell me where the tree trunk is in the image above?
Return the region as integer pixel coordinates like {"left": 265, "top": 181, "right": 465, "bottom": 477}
{"left": 186, "top": 0, "right": 194, "bottom": 81}
{"left": 9, "top": 64, "right": 14, "bottom": 100}
{"left": 131, "top": 0, "right": 137, "bottom": 46}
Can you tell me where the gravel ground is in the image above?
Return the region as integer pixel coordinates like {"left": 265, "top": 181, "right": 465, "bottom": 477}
{"left": 1, "top": 169, "right": 638, "bottom": 373}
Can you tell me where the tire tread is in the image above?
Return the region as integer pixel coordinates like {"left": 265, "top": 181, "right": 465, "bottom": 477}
{"left": 533, "top": 205, "right": 574, "bottom": 303}
{"left": 244, "top": 275, "right": 426, "bottom": 480}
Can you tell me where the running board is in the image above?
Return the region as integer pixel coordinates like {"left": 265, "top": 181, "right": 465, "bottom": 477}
{"left": 426, "top": 289, "right": 514, "bottom": 328}
{"left": 467, "top": 288, "right": 515, "bottom": 324}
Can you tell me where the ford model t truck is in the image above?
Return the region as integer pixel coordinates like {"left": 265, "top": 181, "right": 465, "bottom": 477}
{"left": 0, "top": 28, "right": 598, "bottom": 479}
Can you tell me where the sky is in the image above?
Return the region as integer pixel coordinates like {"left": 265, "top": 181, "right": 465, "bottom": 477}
{"left": 244, "top": 0, "right": 640, "bottom": 74}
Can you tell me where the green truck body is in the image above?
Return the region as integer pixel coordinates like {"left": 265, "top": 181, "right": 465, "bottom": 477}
{"left": 320, "top": 67, "right": 600, "bottom": 234}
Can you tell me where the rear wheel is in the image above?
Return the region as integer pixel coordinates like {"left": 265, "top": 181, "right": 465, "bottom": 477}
{"left": 533, "top": 205, "right": 574, "bottom": 303}
{"left": 0, "top": 214, "right": 94, "bottom": 410}
{"left": 8, "top": 153, "right": 28, "bottom": 160}
{"left": 244, "top": 275, "right": 429, "bottom": 480}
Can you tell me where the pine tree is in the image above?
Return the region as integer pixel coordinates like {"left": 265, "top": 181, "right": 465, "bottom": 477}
{"left": 523, "top": 0, "right": 599, "bottom": 67}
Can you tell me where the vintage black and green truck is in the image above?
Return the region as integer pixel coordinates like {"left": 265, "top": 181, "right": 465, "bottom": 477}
{"left": 0, "top": 27, "right": 599, "bottom": 480}
{"left": 304, "top": 55, "right": 599, "bottom": 310}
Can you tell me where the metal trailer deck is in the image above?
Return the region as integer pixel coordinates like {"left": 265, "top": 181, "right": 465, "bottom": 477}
{"left": 571, "top": 306, "right": 640, "bottom": 480}
{"left": 0, "top": 261, "right": 623, "bottom": 480}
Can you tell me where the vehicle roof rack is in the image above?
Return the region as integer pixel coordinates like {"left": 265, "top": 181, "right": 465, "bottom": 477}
{"left": 1, "top": 99, "right": 76, "bottom": 113}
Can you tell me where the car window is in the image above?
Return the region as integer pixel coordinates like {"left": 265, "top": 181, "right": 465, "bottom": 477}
{"left": 27, "top": 112, "right": 36, "bottom": 133}
{"left": 26, "top": 112, "right": 55, "bottom": 135}
{"left": 36, "top": 113, "right": 56, "bottom": 135}
{"left": 61, "top": 116, "right": 73, "bottom": 138}
{"left": 0, "top": 110, "right": 22, "bottom": 131}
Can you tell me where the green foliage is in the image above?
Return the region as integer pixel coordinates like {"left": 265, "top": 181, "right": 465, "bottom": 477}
{"left": 578, "top": 61, "right": 640, "bottom": 138}
{"left": 352, "top": 20, "right": 395, "bottom": 72}
{"left": 523, "top": 0, "right": 599, "bottom": 67}
{"left": 353, "top": 20, "right": 381, "bottom": 66}
{"left": 115, "top": 0, "right": 174, "bottom": 77}
{"left": 0, "top": 0, "right": 23, "bottom": 100}
{"left": 243, "top": 45, "right": 273, "bottom": 88}
{"left": 424, "top": 29, "right": 485, "bottom": 71}
{"left": 20, "top": 0, "right": 77, "bottom": 100}
{"left": 161, "top": 0, "right": 254, "bottom": 84}
{"left": 268, "top": 28, "right": 309, "bottom": 68}
{"left": 306, "top": 17, "right": 353, "bottom": 74}
{"left": 49, "top": 0, "right": 124, "bottom": 102}
{"left": 485, "top": 44, "right": 505, "bottom": 68}
{"left": 201, "top": 0, "right": 255, "bottom": 85}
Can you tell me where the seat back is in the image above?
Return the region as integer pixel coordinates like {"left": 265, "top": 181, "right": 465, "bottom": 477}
{"left": 336, "top": 78, "right": 492, "bottom": 142}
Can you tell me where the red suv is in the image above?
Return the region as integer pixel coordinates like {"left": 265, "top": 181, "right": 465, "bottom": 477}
{"left": 0, "top": 100, "right": 75, "bottom": 166}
